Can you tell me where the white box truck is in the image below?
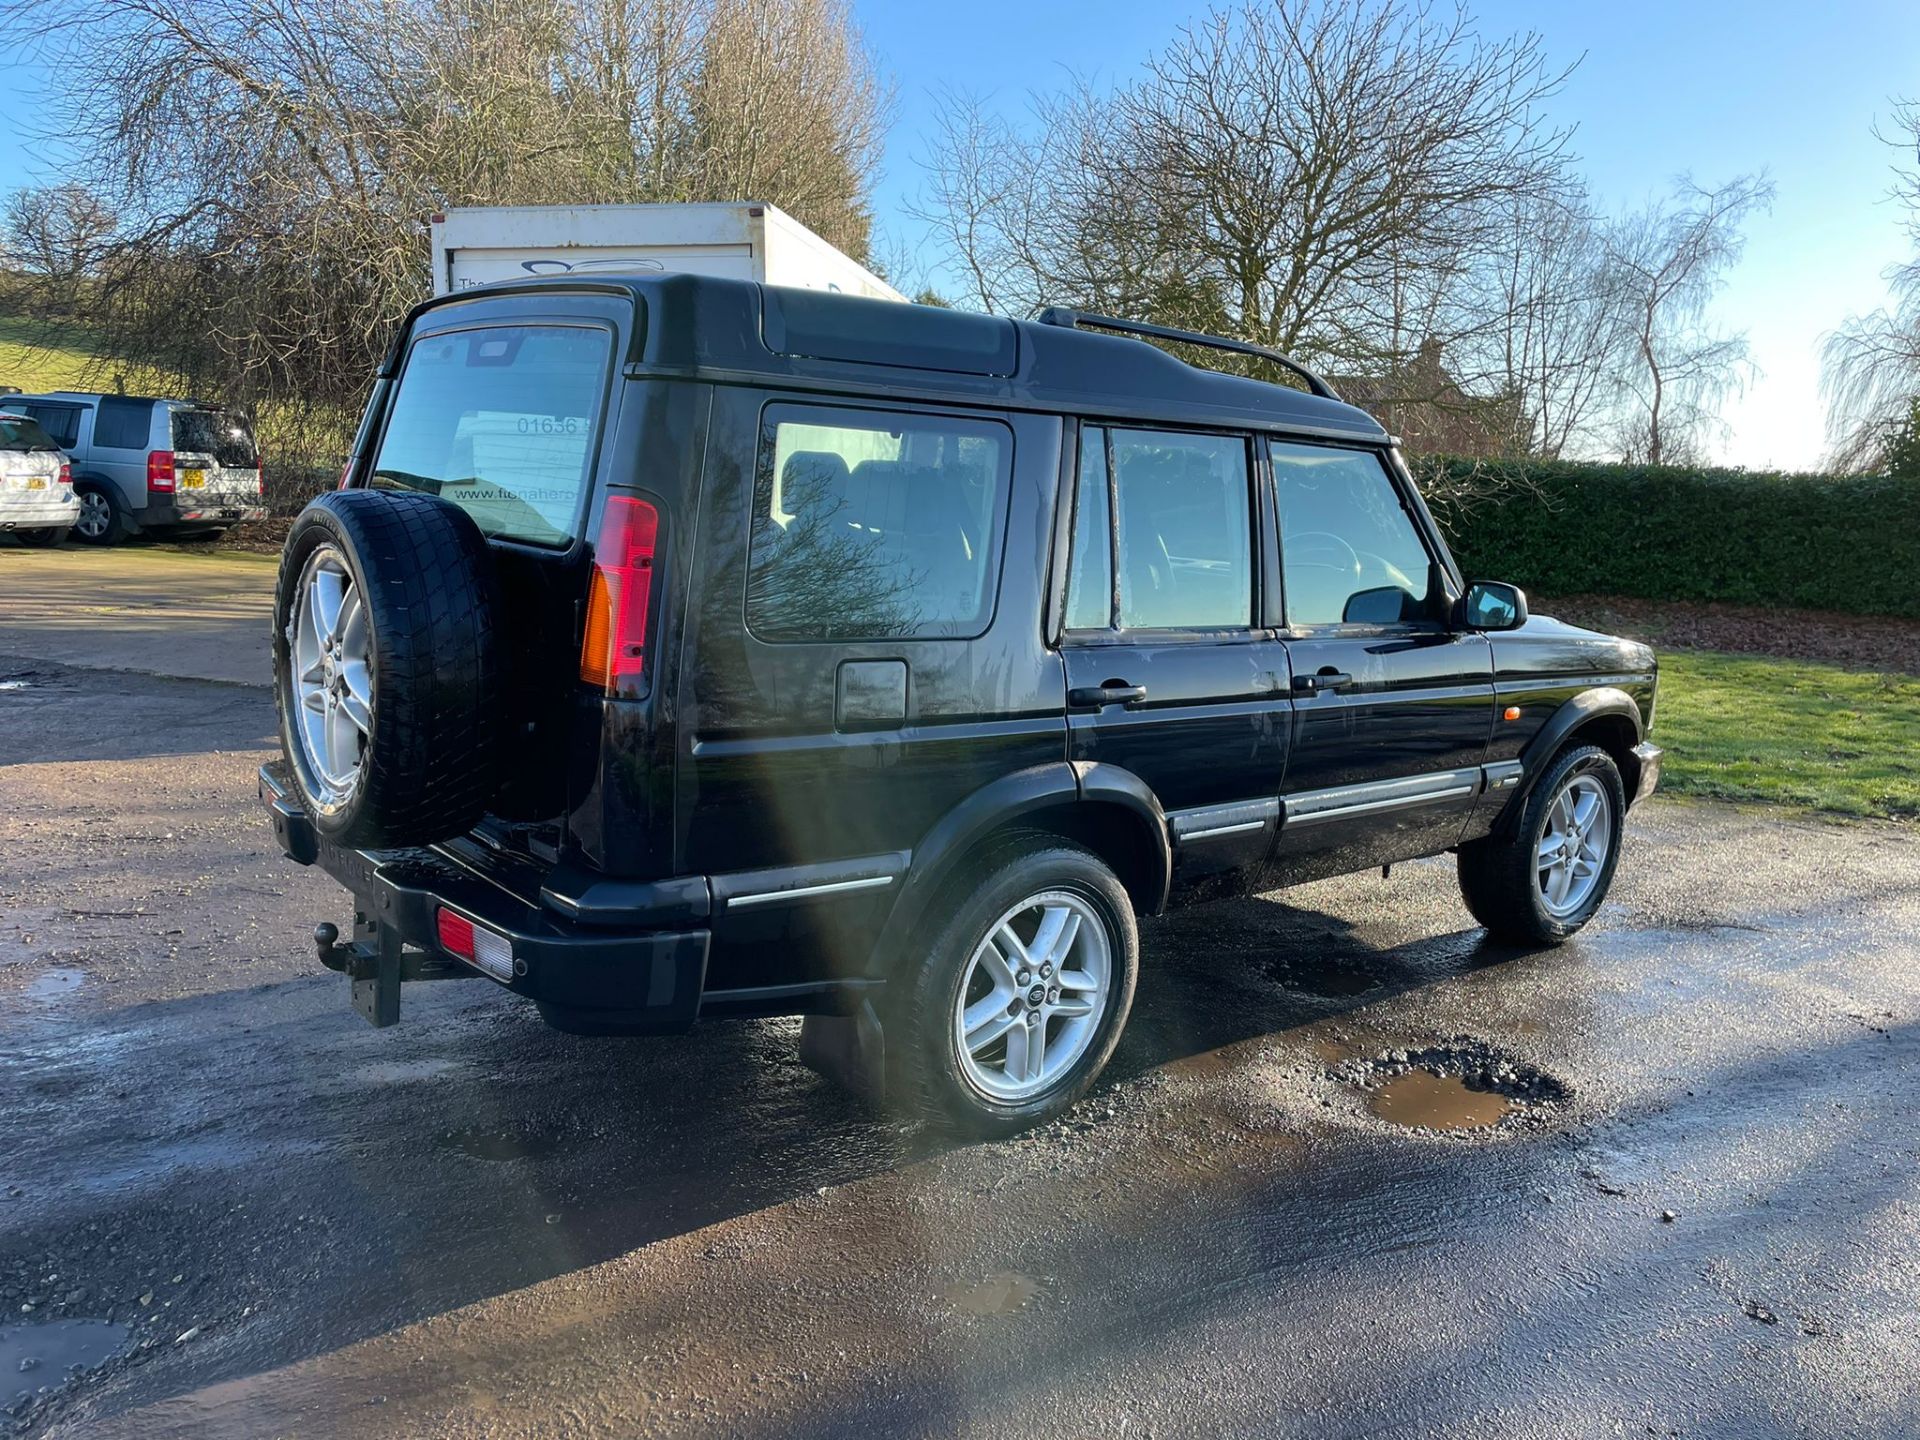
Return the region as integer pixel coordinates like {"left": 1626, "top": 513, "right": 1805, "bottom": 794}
{"left": 428, "top": 201, "right": 904, "bottom": 301}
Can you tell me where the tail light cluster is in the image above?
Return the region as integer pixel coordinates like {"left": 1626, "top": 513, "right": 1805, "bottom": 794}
{"left": 580, "top": 496, "right": 660, "bottom": 696}
{"left": 146, "top": 450, "right": 175, "bottom": 494}
{"left": 56, "top": 462, "right": 71, "bottom": 486}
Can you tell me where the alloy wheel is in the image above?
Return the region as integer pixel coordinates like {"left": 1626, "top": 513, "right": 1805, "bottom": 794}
{"left": 954, "top": 890, "right": 1111, "bottom": 1102}
{"left": 75, "top": 491, "right": 110, "bottom": 541}
{"left": 287, "top": 544, "right": 373, "bottom": 808}
{"left": 1537, "top": 774, "right": 1613, "bottom": 918}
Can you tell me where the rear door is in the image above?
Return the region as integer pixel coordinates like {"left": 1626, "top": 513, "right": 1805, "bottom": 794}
{"left": 1060, "top": 424, "right": 1290, "bottom": 885}
{"left": 0, "top": 414, "right": 63, "bottom": 504}
{"left": 1268, "top": 440, "right": 1494, "bottom": 876}
{"left": 678, "top": 391, "right": 1065, "bottom": 991}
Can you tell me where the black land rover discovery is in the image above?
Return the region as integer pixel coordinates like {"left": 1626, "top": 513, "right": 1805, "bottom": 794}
{"left": 261, "top": 275, "right": 1661, "bottom": 1137}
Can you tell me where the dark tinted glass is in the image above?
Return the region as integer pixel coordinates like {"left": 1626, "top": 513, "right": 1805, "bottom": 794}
{"left": 1272, "top": 441, "right": 1438, "bottom": 627}
{"left": 93, "top": 396, "right": 154, "bottom": 450}
{"left": 371, "top": 325, "right": 611, "bottom": 546}
{"left": 22, "top": 404, "right": 80, "bottom": 448}
{"left": 0, "top": 415, "right": 56, "bottom": 451}
{"left": 171, "top": 409, "right": 258, "bottom": 467}
{"left": 1110, "top": 429, "right": 1251, "bottom": 629}
{"left": 1065, "top": 427, "right": 1114, "bottom": 630}
{"left": 747, "top": 405, "right": 1010, "bottom": 641}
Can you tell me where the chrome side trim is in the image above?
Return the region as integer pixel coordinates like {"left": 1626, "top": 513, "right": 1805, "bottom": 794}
{"left": 1169, "top": 798, "right": 1282, "bottom": 844}
{"left": 1283, "top": 768, "right": 1481, "bottom": 828}
{"left": 726, "top": 874, "right": 896, "bottom": 910}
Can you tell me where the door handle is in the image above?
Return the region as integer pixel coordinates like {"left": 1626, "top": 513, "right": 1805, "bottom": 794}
{"left": 1292, "top": 670, "right": 1354, "bottom": 694}
{"left": 1069, "top": 682, "right": 1149, "bottom": 709}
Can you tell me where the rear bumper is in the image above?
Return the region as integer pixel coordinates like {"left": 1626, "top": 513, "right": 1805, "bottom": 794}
{"left": 0, "top": 490, "right": 81, "bottom": 527}
{"left": 1630, "top": 742, "right": 1663, "bottom": 806}
{"left": 137, "top": 497, "right": 267, "bottom": 526}
{"left": 260, "top": 764, "right": 707, "bottom": 1032}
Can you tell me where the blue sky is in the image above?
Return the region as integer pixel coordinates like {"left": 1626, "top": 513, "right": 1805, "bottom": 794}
{"left": 859, "top": 0, "right": 1920, "bottom": 469}
{"left": 2, "top": 0, "right": 1916, "bottom": 468}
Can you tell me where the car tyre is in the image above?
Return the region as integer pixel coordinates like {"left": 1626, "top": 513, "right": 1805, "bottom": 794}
{"left": 71, "top": 484, "right": 132, "bottom": 545}
{"left": 14, "top": 527, "right": 66, "bottom": 547}
{"left": 889, "top": 838, "right": 1139, "bottom": 1139}
{"left": 273, "top": 490, "right": 501, "bottom": 848}
{"left": 1457, "top": 744, "right": 1626, "bottom": 944}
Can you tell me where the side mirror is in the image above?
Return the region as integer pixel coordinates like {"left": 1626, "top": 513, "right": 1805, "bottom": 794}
{"left": 1458, "top": 580, "right": 1528, "bottom": 632}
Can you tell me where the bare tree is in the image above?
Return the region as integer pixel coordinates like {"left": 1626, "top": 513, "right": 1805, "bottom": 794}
{"left": 3, "top": 183, "right": 117, "bottom": 313}
{"left": 2, "top": 0, "right": 889, "bottom": 483}
{"left": 914, "top": 0, "right": 1575, "bottom": 384}
{"left": 1822, "top": 99, "right": 1920, "bottom": 472}
{"left": 1607, "top": 174, "right": 1772, "bottom": 466}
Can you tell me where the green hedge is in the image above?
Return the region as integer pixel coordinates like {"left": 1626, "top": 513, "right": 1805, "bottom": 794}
{"left": 1426, "top": 459, "right": 1920, "bottom": 619}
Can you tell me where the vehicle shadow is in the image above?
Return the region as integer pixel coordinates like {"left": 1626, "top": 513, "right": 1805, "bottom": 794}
{"left": 1, "top": 885, "right": 1533, "bottom": 1426}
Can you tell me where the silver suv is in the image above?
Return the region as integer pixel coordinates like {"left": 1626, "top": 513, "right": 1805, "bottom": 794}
{"left": 0, "top": 391, "right": 264, "bottom": 544}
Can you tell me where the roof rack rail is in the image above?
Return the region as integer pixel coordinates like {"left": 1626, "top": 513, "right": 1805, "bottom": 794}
{"left": 1036, "top": 307, "right": 1342, "bottom": 402}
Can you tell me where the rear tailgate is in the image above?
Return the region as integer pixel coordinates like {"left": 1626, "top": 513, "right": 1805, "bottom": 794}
{"left": 170, "top": 408, "right": 261, "bottom": 502}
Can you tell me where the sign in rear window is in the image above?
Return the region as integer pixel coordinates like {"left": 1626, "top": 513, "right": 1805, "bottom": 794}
{"left": 370, "top": 325, "right": 611, "bottom": 546}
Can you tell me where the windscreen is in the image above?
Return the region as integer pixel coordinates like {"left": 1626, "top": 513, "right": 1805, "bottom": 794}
{"left": 368, "top": 325, "right": 612, "bottom": 547}
{"left": 0, "top": 414, "right": 57, "bottom": 452}
{"left": 171, "top": 408, "right": 259, "bottom": 467}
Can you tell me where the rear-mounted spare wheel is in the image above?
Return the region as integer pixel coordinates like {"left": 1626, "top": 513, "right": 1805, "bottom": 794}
{"left": 273, "top": 490, "right": 501, "bottom": 848}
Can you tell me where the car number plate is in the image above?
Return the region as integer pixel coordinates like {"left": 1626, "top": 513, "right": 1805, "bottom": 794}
{"left": 180, "top": 468, "right": 206, "bottom": 489}
{"left": 25, "top": 477, "right": 45, "bottom": 489}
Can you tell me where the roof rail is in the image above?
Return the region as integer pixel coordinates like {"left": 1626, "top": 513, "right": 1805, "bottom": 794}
{"left": 1036, "top": 307, "right": 1342, "bottom": 402}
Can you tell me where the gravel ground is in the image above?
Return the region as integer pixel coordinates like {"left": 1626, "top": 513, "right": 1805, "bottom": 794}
{"left": 3, "top": 654, "right": 1918, "bottom": 1438}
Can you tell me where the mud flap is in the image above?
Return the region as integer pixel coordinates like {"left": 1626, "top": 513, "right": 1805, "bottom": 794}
{"left": 798, "top": 998, "right": 888, "bottom": 1107}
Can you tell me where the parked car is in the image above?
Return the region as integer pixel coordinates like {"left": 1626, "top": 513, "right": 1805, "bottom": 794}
{"left": 0, "top": 392, "right": 264, "bottom": 544}
{"left": 260, "top": 275, "right": 1661, "bottom": 1138}
{"left": 0, "top": 411, "right": 79, "bottom": 545}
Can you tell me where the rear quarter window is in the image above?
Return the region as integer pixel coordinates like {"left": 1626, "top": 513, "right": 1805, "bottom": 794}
{"left": 93, "top": 396, "right": 155, "bottom": 450}
{"left": 369, "top": 324, "right": 612, "bottom": 547}
{"left": 746, "top": 404, "right": 1012, "bottom": 642}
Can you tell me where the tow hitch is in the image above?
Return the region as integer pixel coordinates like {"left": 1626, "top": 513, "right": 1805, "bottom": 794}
{"left": 313, "top": 915, "right": 477, "bottom": 1028}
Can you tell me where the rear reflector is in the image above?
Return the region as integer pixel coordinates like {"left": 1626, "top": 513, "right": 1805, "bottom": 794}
{"left": 580, "top": 495, "right": 660, "bottom": 695}
{"left": 435, "top": 907, "right": 514, "bottom": 982}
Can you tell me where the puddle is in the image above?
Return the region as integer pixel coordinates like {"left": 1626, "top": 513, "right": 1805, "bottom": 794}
{"left": 1334, "top": 1037, "right": 1569, "bottom": 1132}
{"left": 1369, "top": 1071, "right": 1514, "bottom": 1130}
{"left": 436, "top": 1128, "right": 561, "bottom": 1163}
{"left": 1271, "top": 956, "right": 1381, "bottom": 998}
{"left": 0, "top": 1319, "right": 129, "bottom": 1407}
{"left": 25, "top": 968, "right": 85, "bottom": 1002}
{"left": 944, "top": 1271, "right": 1041, "bottom": 1316}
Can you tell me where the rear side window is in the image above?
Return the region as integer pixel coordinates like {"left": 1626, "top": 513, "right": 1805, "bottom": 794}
{"left": 370, "top": 325, "right": 612, "bottom": 547}
{"left": 747, "top": 404, "right": 1011, "bottom": 641}
{"left": 23, "top": 405, "right": 81, "bottom": 448}
{"left": 0, "top": 415, "right": 56, "bottom": 451}
{"left": 93, "top": 397, "right": 154, "bottom": 450}
{"left": 171, "top": 409, "right": 258, "bottom": 468}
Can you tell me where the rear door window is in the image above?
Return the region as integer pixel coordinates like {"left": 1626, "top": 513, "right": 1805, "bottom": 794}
{"left": 369, "top": 324, "right": 613, "bottom": 547}
{"left": 171, "top": 409, "right": 258, "bottom": 468}
{"left": 22, "top": 405, "right": 81, "bottom": 449}
{"left": 747, "top": 404, "right": 1012, "bottom": 641}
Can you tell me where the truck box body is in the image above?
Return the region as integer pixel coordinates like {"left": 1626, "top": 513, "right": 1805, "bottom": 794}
{"left": 427, "top": 201, "right": 904, "bottom": 301}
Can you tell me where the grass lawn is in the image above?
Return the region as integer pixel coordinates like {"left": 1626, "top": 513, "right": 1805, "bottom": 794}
{"left": 1654, "top": 650, "right": 1920, "bottom": 821}
{"left": 0, "top": 312, "right": 107, "bottom": 392}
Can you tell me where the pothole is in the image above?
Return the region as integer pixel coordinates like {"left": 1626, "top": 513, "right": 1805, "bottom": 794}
{"left": 944, "top": 1271, "right": 1041, "bottom": 1316}
{"left": 435, "top": 1128, "right": 561, "bottom": 1163}
{"left": 1335, "top": 1038, "right": 1568, "bottom": 1133}
{"left": 1270, "top": 955, "right": 1381, "bottom": 998}
{"left": 0, "top": 1319, "right": 130, "bottom": 1410}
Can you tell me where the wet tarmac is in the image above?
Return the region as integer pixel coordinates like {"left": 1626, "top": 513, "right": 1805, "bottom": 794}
{"left": 3, "top": 652, "right": 1920, "bottom": 1438}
